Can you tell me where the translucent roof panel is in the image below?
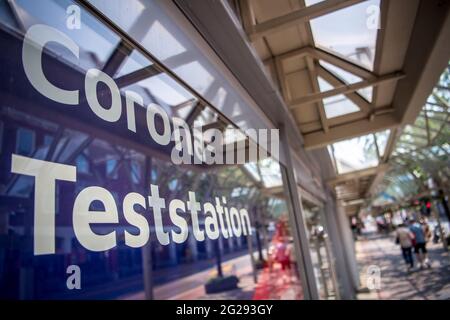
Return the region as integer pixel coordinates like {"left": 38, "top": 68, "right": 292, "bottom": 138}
{"left": 329, "top": 134, "right": 379, "bottom": 174}
{"left": 442, "top": 143, "right": 450, "bottom": 154}
{"left": 12, "top": 0, "right": 121, "bottom": 70}
{"left": 374, "top": 129, "right": 390, "bottom": 157}
{"left": 403, "top": 124, "right": 428, "bottom": 137}
{"left": 124, "top": 73, "right": 197, "bottom": 110}
{"left": 223, "top": 125, "right": 247, "bottom": 145}
{"left": 243, "top": 158, "right": 282, "bottom": 188}
{"left": 393, "top": 77, "right": 449, "bottom": 160}
{"left": 318, "top": 77, "right": 360, "bottom": 118}
{"left": 425, "top": 103, "right": 446, "bottom": 114}
{"left": 319, "top": 60, "right": 373, "bottom": 102}
{"left": 259, "top": 158, "right": 282, "bottom": 188}
{"left": 431, "top": 146, "right": 446, "bottom": 157}
{"left": 425, "top": 110, "right": 448, "bottom": 123}
{"left": 398, "top": 134, "right": 427, "bottom": 148}
{"left": 305, "top": 0, "right": 325, "bottom": 6}
{"left": 115, "top": 50, "right": 153, "bottom": 78}
{"left": 307, "top": 0, "right": 380, "bottom": 70}
{"left": 243, "top": 163, "right": 261, "bottom": 182}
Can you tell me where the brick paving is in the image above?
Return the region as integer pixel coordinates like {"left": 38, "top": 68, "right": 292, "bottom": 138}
{"left": 356, "top": 233, "right": 450, "bottom": 300}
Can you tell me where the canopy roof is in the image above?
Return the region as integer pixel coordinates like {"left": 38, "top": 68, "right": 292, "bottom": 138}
{"left": 237, "top": 0, "right": 450, "bottom": 215}
{"left": 371, "top": 63, "right": 450, "bottom": 207}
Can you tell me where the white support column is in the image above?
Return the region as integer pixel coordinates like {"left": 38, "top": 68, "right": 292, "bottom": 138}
{"left": 323, "top": 193, "right": 356, "bottom": 299}
{"left": 280, "top": 126, "right": 319, "bottom": 300}
{"left": 335, "top": 202, "right": 360, "bottom": 291}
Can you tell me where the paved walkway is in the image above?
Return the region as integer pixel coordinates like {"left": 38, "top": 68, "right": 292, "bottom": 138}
{"left": 356, "top": 233, "right": 450, "bottom": 300}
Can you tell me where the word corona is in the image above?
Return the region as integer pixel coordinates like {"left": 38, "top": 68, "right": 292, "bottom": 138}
{"left": 22, "top": 24, "right": 279, "bottom": 165}
{"left": 12, "top": 154, "right": 252, "bottom": 256}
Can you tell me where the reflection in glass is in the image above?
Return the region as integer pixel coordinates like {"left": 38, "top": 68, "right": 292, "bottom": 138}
{"left": 0, "top": 0, "right": 303, "bottom": 300}
{"left": 318, "top": 77, "right": 360, "bottom": 118}
{"left": 11, "top": 0, "right": 121, "bottom": 70}
{"left": 16, "top": 128, "right": 35, "bottom": 156}
{"left": 302, "top": 200, "right": 338, "bottom": 299}
{"left": 329, "top": 133, "right": 379, "bottom": 174}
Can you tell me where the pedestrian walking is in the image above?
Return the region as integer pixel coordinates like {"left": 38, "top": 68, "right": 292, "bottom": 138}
{"left": 409, "top": 218, "right": 431, "bottom": 268}
{"left": 395, "top": 223, "right": 414, "bottom": 271}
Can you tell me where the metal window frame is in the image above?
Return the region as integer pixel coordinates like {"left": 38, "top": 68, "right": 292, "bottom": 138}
{"left": 70, "top": 0, "right": 321, "bottom": 300}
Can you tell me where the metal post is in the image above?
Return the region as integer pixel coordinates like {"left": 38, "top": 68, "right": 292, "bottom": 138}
{"left": 141, "top": 243, "right": 154, "bottom": 300}
{"left": 247, "top": 231, "right": 258, "bottom": 284}
{"left": 215, "top": 239, "right": 224, "bottom": 278}
{"left": 141, "top": 157, "right": 154, "bottom": 299}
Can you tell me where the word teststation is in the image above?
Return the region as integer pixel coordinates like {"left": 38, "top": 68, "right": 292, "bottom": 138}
{"left": 11, "top": 154, "right": 252, "bottom": 255}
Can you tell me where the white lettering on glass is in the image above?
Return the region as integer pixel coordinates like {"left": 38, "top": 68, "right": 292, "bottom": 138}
{"left": 23, "top": 24, "right": 79, "bottom": 105}
{"left": 21, "top": 24, "right": 280, "bottom": 165}
{"left": 11, "top": 154, "right": 76, "bottom": 255}
{"left": 11, "top": 155, "right": 253, "bottom": 255}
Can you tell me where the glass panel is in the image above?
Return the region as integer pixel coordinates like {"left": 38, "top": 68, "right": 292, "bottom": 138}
{"left": 307, "top": 0, "right": 380, "bottom": 70}
{"left": 16, "top": 128, "right": 35, "bottom": 156}
{"left": 76, "top": 154, "right": 90, "bottom": 174}
{"left": 398, "top": 135, "right": 427, "bottom": 148}
{"left": 0, "top": 120, "right": 3, "bottom": 151}
{"left": 441, "top": 143, "right": 450, "bottom": 154}
{"left": 425, "top": 103, "right": 446, "bottom": 113}
{"left": 305, "top": 0, "right": 325, "bottom": 6}
{"left": 122, "top": 72, "right": 199, "bottom": 112}
{"left": 259, "top": 158, "right": 282, "bottom": 188}
{"left": 243, "top": 162, "right": 262, "bottom": 182}
{"left": 319, "top": 60, "right": 373, "bottom": 102}
{"left": 395, "top": 146, "right": 411, "bottom": 155}
{"left": 0, "top": 0, "right": 304, "bottom": 300}
{"left": 374, "top": 129, "right": 390, "bottom": 157}
{"left": 10, "top": 0, "right": 121, "bottom": 70}
{"left": 318, "top": 77, "right": 360, "bottom": 118}
{"left": 425, "top": 110, "right": 447, "bottom": 122}
{"left": 382, "top": 60, "right": 449, "bottom": 208}
{"left": 223, "top": 124, "right": 247, "bottom": 145}
{"left": 87, "top": 0, "right": 272, "bottom": 136}
{"left": 403, "top": 125, "right": 428, "bottom": 137}
{"left": 242, "top": 158, "right": 282, "bottom": 189}
{"left": 115, "top": 50, "right": 153, "bottom": 78}
{"left": 431, "top": 146, "right": 446, "bottom": 156}
{"left": 329, "top": 134, "right": 379, "bottom": 174}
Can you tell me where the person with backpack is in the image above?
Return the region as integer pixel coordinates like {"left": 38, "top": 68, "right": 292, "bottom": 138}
{"left": 409, "top": 218, "right": 431, "bottom": 269}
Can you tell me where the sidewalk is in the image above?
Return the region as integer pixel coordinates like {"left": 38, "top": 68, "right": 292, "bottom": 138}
{"left": 356, "top": 233, "right": 450, "bottom": 300}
